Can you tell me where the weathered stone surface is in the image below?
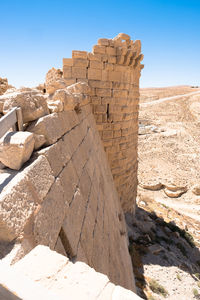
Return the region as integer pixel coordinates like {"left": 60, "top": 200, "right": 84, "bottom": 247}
{"left": 192, "top": 184, "right": 200, "bottom": 195}
{"left": 33, "top": 178, "right": 67, "bottom": 249}
{"left": 2, "top": 90, "right": 49, "bottom": 123}
{"left": 27, "top": 111, "right": 76, "bottom": 145}
{"left": 164, "top": 188, "right": 186, "bottom": 198}
{"left": 45, "top": 68, "right": 64, "bottom": 94}
{"left": 33, "top": 134, "right": 46, "bottom": 150}
{"left": 61, "top": 33, "right": 143, "bottom": 212}
{"left": 0, "top": 131, "right": 34, "bottom": 170}
{"left": 23, "top": 155, "right": 54, "bottom": 203}
{"left": 0, "top": 174, "right": 36, "bottom": 242}
{"left": 67, "top": 81, "right": 91, "bottom": 95}
{"left": 140, "top": 180, "right": 163, "bottom": 191}
{"left": 0, "top": 77, "right": 8, "bottom": 95}
{"left": 0, "top": 155, "right": 54, "bottom": 242}
{"left": 47, "top": 99, "right": 63, "bottom": 113}
{"left": 9, "top": 246, "right": 142, "bottom": 299}
{"left": 52, "top": 87, "right": 90, "bottom": 111}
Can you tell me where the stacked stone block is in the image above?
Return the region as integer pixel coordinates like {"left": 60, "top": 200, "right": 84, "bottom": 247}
{"left": 63, "top": 33, "right": 144, "bottom": 212}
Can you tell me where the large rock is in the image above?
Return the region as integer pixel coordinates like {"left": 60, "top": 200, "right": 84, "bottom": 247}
{"left": 52, "top": 86, "right": 90, "bottom": 111}
{"left": 2, "top": 90, "right": 49, "bottom": 123}
{"left": 45, "top": 68, "right": 66, "bottom": 94}
{"left": 0, "top": 131, "right": 34, "bottom": 170}
{"left": 0, "top": 77, "right": 8, "bottom": 95}
{"left": 0, "top": 155, "right": 54, "bottom": 242}
{"left": 192, "top": 184, "right": 200, "bottom": 195}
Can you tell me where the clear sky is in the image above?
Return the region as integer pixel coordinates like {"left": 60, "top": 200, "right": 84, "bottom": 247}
{"left": 0, "top": 0, "right": 200, "bottom": 88}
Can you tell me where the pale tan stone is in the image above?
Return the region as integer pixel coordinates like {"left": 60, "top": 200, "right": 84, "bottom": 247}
{"left": 72, "top": 50, "right": 88, "bottom": 59}
{"left": 2, "top": 90, "right": 49, "bottom": 123}
{"left": 92, "top": 45, "right": 106, "bottom": 54}
{"left": 33, "top": 178, "right": 68, "bottom": 249}
{"left": 0, "top": 77, "right": 8, "bottom": 95}
{"left": 23, "top": 155, "right": 54, "bottom": 203}
{"left": 33, "top": 133, "right": 46, "bottom": 150}
{"left": 192, "top": 184, "right": 200, "bottom": 195}
{"left": 98, "top": 38, "right": 110, "bottom": 46}
{"left": 0, "top": 131, "right": 34, "bottom": 170}
{"left": 47, "top": 99, "right": 64, "bottom": 112}
{"left": 0, "top": 172, "right": 37, "bottom": 241}
{"left": 66, "top": 81, "right": 91, "bottom": 95}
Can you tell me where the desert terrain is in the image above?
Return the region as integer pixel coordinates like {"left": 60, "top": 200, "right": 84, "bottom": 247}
{"left": 132, "top": 86, "right": 200, "bottom": 299}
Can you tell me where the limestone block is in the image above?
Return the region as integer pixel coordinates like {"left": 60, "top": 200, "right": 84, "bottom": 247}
{"left": 96, "top": 88, "right": 111, "bottom": 97}
{"left": 98, "top": 38, "right": 110, "bottom": 46}
{"left": 92, "top": 45, "right": 106, "bottom": 54}
{"left": 27, "top": 111, "right": 76, "bottom": 145}
{"left": 72, "top": 50, "right": 88, "bottom": 59}
{"left": 66, "top": 82, "right": 91, "bottom": 95}
{"left": 2, "top": 90, "right": 49, "bottom": 123}
{"left": 33, "top": 134, "right": 46, "bottom": 150}
{"left": 112, "top": 285, "right": 142, "bottom": 300}
{"left": 61, "top": 189, "right": 86, "bottom": 256}
{"left": 0, "top": 131, "right": 34, "bottom": 170}
{"left": 33, "top": 178, "right": 68, "bottom": 249}
{"left": 89, "top": 80, "right": 112, "bottom": 89}
{"left": 0, "top": 171, "right": 37, "bottom": 241}
{"left": 108, "top": 71, "right": 121, "bottom": 82}
{"left": 63, "top": 66, "right": 72, "bottom": 79}
{"left": 23, "top": 155, "right": 54, "bottom": 203}
{"left": 106, "top": 46, "right": 116, "bottom": 56}
{"left": 72, "top": 67, "right": 87, "bottom": 79}
{"left": 88, "top": 68, "right": 102, "bottom": 80}
{"left": 108, "top": 56, "right": 117, "bottom": 64}
{"left": 63, "top": 58, "right": 73, "bottom": 66}
{"left": 87, "top": 52, "right": 101, "bottom": 61}
{"left": 47, "top": 99, "right": 64, "bottom": 113}
{"left": 72, "top": 58, "right": 89, "bottom": 67}
{"left": 89, "top": 60, "right": 103, "bottom": 69}
{"left": 45, "top": 78, "right": 67, "bottom": 94}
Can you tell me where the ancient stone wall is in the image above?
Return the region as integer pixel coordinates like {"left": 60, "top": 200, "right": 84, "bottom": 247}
{"left": 0, "top": 89, "right": 135, "bottom": 291}
{"left": 62, "top": 33, "right": 143, "bottom": 212}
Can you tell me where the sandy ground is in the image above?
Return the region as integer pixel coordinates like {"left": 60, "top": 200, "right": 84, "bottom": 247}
{"left": 135, "top": 87, "right": 200, "bottom": 299}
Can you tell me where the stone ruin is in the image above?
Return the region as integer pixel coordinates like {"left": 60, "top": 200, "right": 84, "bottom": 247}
{"left": 0, "top": 33, "right": 143, "bottom": 299}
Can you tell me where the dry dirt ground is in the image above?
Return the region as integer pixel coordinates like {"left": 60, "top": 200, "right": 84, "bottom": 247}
{"left": 140, "top": 86, "right": 200, "bottom": 103}
{"left": 132, "top": 86, "right": 200, "bottom": 299}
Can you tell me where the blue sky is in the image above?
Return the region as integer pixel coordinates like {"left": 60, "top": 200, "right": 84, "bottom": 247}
{"left": 0, "top": 0, "right": 199, "bottom": 88}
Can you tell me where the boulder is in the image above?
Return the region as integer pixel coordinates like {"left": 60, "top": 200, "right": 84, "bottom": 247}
{"left": 33, "top": 134, "right": 46, "bottom": 150}
{"left": 67, "top": 82, "right": 91, "bottom": 95}
{"left": 164, "top": 188, "right": 186, "bottom": 198}
{"left": 192, "top": 184, "right": 200, "bottom": 195}
{"left": 140, "top": 179, "right": 163, "bottom": 191}
{"left": 47, "top": 99, "right": 64, "bottom": 113}
{"left": 0, "top": 131, "right": 34, "bottom": 170}
{"left": 2, "top": 90, "right": 49, "bottom": 123}
{"left": 45, "top": 68, "right": 65, "bottom": 94}
{"left": 53, "top": 88, "right": 90, "bottom": 112}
